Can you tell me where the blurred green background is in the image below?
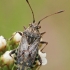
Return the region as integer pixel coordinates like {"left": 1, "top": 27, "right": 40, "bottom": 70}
{"left": 0, "top": 0, "right": 70, "bottom": 70}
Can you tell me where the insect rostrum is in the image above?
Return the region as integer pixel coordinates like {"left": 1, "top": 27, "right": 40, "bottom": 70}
{"left": 9, "top": 0, "right": 64, "bottom": 70}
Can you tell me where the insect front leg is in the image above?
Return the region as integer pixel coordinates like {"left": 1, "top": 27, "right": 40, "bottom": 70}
{"left": 9, "top": 49, "right": 16, "bottom": 57}
{"left": 9, "top": 49, "right": 18, "bottom": 70}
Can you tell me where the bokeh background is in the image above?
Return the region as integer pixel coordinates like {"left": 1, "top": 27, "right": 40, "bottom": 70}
{"left": 0, "top": 0, "right": 70, "bottom": 70}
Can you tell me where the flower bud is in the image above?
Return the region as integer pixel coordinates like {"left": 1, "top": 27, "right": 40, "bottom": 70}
{"left": 10, "top": 31, "right": 22, "bottom": 44}
{"left": 0, "top": 36, "right": 6, "bottom": 51}
{"left": 38, "top": 50, "right": 47, "bottom": 65}
{"left": 1, "top": 50, "right": 14, "bottom": 65}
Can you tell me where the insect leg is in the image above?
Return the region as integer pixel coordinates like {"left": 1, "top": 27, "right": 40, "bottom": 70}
{"left": 40, "top": 41, "right": 48, "bottom": 51}
{"left": 41, "top": 32, "right": 46, "bottom": 36}
{"left": 9, "top": 49, "right": 16, "bottom": 57}
{"left": 23, "top": 26, "right": 26, "bottom": 30}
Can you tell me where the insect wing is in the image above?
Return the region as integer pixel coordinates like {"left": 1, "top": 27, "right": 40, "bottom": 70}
{"left": 18, "top": 35, "right": 28, "bottom": 55}
{"left": 28, "top": 38, "right": 40, "bottom": 64}
{"left": 16, "top": 35, "right": 29, "bottom": 70}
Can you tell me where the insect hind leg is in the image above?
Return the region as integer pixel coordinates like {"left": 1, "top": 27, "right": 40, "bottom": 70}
{"left": 40, "top": 41, "right": 48, "bottom": 51}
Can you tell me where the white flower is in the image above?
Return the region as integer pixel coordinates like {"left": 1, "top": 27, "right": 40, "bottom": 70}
{"left": 38, "top": 50, "right": 47, "bottom": 65}
{"left": 12, "top": 31, "right": 22, "bottom": 43}
{"left": 0, "top": 36, "right": 6, "bottom": 51}
{"left": 1, "top": 50, "right": 14, "bottom": 65}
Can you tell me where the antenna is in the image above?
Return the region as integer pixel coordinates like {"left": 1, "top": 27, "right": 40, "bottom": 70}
{"left": 38, "top": 10, "right": 64, "bottom": 25}
{"left": 26, "top": 0, "right": 35, "bottom": 23}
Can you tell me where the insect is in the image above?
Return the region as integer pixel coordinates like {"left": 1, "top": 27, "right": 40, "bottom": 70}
{"left": 9, "top": 0, "right": 64, "bottom": 70}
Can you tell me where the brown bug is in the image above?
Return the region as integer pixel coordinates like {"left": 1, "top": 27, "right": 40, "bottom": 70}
{"left": 9, "top": 0, "right": 64, "bottom": 70}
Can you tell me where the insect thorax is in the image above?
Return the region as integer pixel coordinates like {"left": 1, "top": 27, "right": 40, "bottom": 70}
{"left": 23, "top": 23, "right": 41, "bottom": 45}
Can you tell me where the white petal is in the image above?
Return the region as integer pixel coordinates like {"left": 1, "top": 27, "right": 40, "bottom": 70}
{"left": 38, "top": 50, "right": 46, "bottom": 58}
{"left": 41, "top": 57, "right": 47, "bottom": 65}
